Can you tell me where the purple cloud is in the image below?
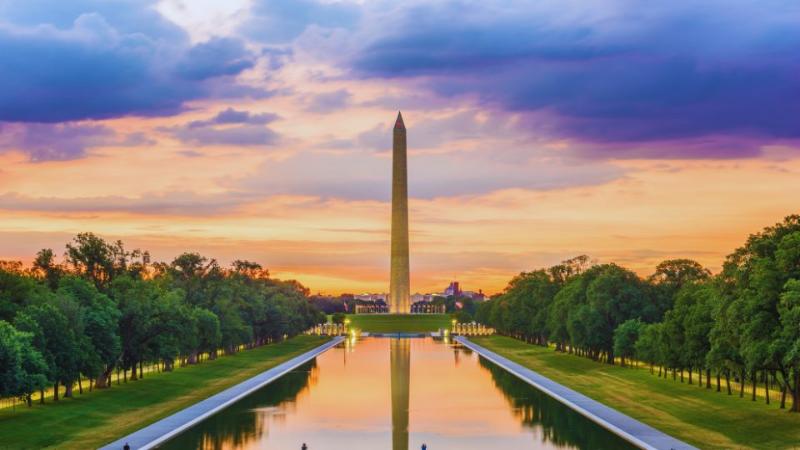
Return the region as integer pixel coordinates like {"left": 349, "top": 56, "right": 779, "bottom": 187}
{"left": 0, "top": 191, "right": 255, "bottom": 215}
{"left": 176, "top": 38, "right": 256, "bottom": 80}
{"left": 305, "top": 89, "right": 353, "bottom": 113}
{"left": 240, "top": 146, "right": 624, "bottom": 201}
{"left": 0, "top": 6, "right": 264, "bottom": 123}
{"left": 187, "top": 108, "right": 280, "bottom": 128}
{"left": 350, "top": 0, "right": 800, "bottom": 157}
{"left": 164, "top": 108, "right": 281, "bottom": 147}
{"left": 0, "top": 122, "right": 114, "bottom": 161}
{"left": 242, "top": 0, "right": 361, "bottom": 43}
{"left": 171, "top": 126, "right": 280, "bottom": 147}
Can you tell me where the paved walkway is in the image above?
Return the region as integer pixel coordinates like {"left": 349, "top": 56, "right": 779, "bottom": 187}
{"left": 456, "top": 337, "right": 697, "bottom": 450}
{"left": 101, "top": 337, "right": 344, "bottom": 450}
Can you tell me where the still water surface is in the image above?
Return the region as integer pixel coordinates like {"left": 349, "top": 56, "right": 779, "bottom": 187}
{"left": 158, "top": 337, "right": 636, "bottom": 450}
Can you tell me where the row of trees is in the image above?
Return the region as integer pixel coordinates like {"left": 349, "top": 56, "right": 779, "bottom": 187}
{"left": 476, "top": 215, "right": 800, "bottom": 412}
{"left": 0, "top": 233, "right": 324, "bottom": 406}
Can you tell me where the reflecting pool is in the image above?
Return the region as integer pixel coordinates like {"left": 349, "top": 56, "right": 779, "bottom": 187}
{"left": 158, "top": 337, "right": 637, "bottom": 450}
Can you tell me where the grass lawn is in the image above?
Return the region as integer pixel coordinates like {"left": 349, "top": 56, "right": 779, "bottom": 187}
{"left": 345, "top": 313, "right": 452, "bottom": 332}
{"left": 0, "top": 335, "right": 329, "bottom": 450}
{"left": 472, "top": 335, "right": 800, "bottom": 450}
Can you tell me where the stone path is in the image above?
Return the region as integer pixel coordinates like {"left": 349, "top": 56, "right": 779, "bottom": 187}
{"left": 456, "top": 336, "right": 697, "bottom": 450}
{"left": 100, "top": 337, "right": 344, "bottom": 450}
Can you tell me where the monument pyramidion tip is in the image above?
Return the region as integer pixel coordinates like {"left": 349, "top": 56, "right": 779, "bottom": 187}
{"left": 394, "top": 111, "right": 405, "bottom": 130}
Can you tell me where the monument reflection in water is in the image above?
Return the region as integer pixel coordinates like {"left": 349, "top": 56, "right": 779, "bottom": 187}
{"left": 390, "top": 338, "right": 410, "bottom": 450}
{"left": 158, "top": 338, "right": 636, "bottom": 450}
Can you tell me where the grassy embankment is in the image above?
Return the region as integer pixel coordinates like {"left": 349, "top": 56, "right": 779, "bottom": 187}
{"left": 472, "top": 335, "right": 800, "bottom": 450}
{"left": 0, "top": 335, "right": 329, "bottom": 450}
{"left": 344, "top": 313, "right": 452, "bottom": 332}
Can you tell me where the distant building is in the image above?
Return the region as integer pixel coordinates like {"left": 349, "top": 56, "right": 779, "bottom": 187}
{"left": 348, "top": 284, "right": 484, "bottom": 314}
{"left": 443, "top": 281, "right": 461, "bottom": 297}
{"left": 355, "top": 302, "right": 388, "bottom": 314}
{"left": 462, "top": 290, "right": 486, "bottom": 301}
{"left": 354, "top": 293, "right": 387, "bottom": 302}
{"left": 411, "top": 293, "right": 437, "bottom": 303}
{"left": 411, "top": 301, "right": 445, "bottom": 314}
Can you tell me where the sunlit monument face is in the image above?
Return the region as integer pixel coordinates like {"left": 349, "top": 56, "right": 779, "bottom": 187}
{"left": 390, "top": 112, "right": 411, "bottom": 314}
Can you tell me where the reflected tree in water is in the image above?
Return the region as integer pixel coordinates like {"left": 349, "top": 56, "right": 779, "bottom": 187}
{"left": 159, "top": 360, "right": 318, "bottom": 450}
{"left": 477, "top": 356, "right": 636, "bottom": 450}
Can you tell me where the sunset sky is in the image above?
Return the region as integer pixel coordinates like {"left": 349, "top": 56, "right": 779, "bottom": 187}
{"left": 1, "top": 0, "right": 799, "bottom": 294}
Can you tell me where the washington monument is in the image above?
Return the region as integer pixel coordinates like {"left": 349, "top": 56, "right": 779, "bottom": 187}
{"left": 390, "top": 112, "right": 410, "bottom": 314}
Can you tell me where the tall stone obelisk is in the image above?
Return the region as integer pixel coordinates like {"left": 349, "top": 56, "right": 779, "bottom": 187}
{"left": 390, "top": 112, "right": 410, "bottom": 314}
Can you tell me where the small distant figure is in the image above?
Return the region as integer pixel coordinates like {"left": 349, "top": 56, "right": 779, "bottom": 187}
{"left": 301, "top": 444, "right": 308, "bottom": 450}
{"left": 123, "top": 443, "right": 130, "bottom": 450}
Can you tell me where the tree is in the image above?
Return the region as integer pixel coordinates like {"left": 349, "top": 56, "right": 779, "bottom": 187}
{"left": 707, "top": 282, "right": 745, "bottom": 396}
{"left": 548, "top": 255, "right": 593, "bottom": 284}
{"left": 475, "top": 299, "right": 493, "bottom": 325}
{"left": 649, "top": 259, "right": 711, "bottom": 319}
{"left": 614, "top": 319, "right": 644, "bottom": 367}
{"left": 777, "top": 279, "right": 800, "bottom": 411}
{"left": 331, "top": 312, "right": 346, "bottom": 324}
{"left": 635, "top": 323, "right": 664, "bottom": 373}
{"left": 453, "top": 310, "right": 473, "bottom": 323}
{"left": 65, "top": 233, "right": 115, "bottom": 291}
{"left": 112, "top": 276, "right": 181, "bottom": 380}
{"left": 722, "top": 217, "right": 800, "bottom": 408}
{"left": 193, "top": 308, "right": 221, "bottom": 361}
{"left": 0, "top": 321, "right": 48, "bottom": 406}
{"left": 32, "top": 249, "right": 64, "bottom": 291}
{"left": 547, "top": 281, "right": 578, "bottom": 352}
{"left": 499, "top": 270, "right": 559, "bottom": 345}
{"left": 0, "top": 262, "right": 45, "bottom": 322}
{"left": 649, "top": 259, "right": 711, "bottom": 288}
{"left": 167, "top": 253, "right": 219, "bottom": 307}
{"left": 15, "top": 302, "right": 82, "bottom": 401}
{"left": 57, "top": 276, "right": 121, "bottom": 388}
{"left": 681, "top": 283, "right": 715, "bottom": 387}
{"left": 231, "top": 260, "right": 269, "bottom": 281}
{"left": 583, "top": 264, "right": 651, "bottom": 363}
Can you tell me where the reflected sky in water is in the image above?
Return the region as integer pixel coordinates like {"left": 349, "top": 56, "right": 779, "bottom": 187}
{"left": 158, "top": 338, "right": 636, "bottom": 450}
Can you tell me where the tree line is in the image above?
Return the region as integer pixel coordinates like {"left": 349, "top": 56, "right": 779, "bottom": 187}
{"left": 0, "top": 233, "right": 324, "bottom": 406}
{"left": 475, "top": 214, "right": 800, "bottom": 412}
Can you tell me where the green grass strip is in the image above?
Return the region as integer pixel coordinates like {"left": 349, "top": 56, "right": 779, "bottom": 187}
{"left": 0, "top": 335, "right": 329, "bottom": 450}
{"left": 472, "top": 335, "right": 800, "bottom": 450}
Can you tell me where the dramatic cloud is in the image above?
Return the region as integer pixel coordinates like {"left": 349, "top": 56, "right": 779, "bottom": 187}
{"left": 3, "top": 0, "right": 800, "bottom": 294}
{"left": 164, "top": 108, "right": 281, "bottom": 147}
{"left": 321, "top": 110, "right": 539, "bottom": 157}
{"left": 305, "top": 89, "right": 353, "bottom": 113}
{"left": 242, "top": 0, "right": 360, "bottom": 43}
{"left": 351, "top": 0, "right": 800, "bottom": 156}
{"left": 0, "top": 122, "right": 114, "bottom": 161}
{"left": 176, "top": 37, "right": 255, "bottom": 80}
{"left": 0, "top": 191, "right": 253, "bottom": 215}
{"left": 186, "top": 107, "right": 280, "bottom": 128}
{"left": 0, "top": 0, "right": 185, "bottom": 39}
{"left": 240, "top": 149, "right": 624, "bottom": 200}
{"left": 0, "top": 3, "right": 263, "bottom": 123}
